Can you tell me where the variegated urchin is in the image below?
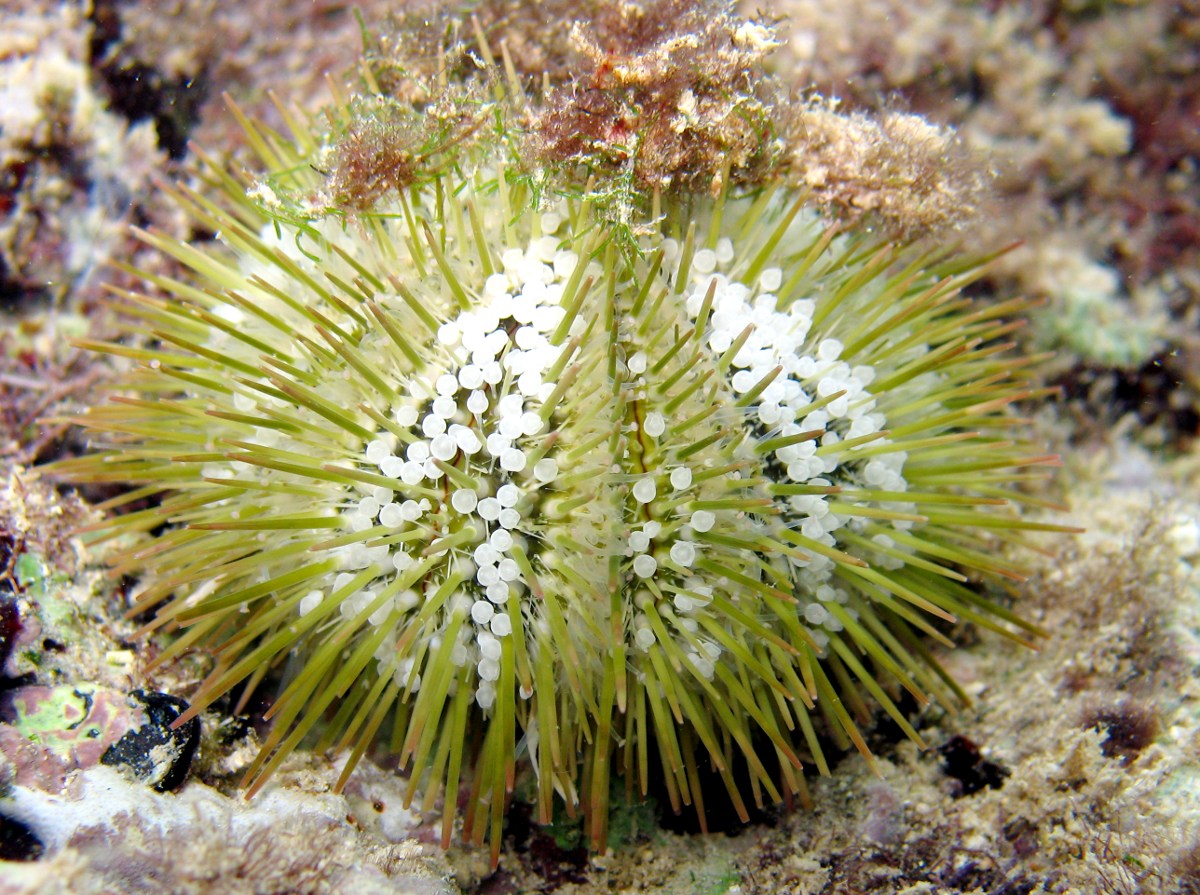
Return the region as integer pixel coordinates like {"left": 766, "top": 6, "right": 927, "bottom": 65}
{"left": 55, "top": 27, "right": 1069, "bottom": 863}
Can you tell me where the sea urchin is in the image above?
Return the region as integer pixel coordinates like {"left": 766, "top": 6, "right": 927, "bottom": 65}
{"left": 54, "top": 3, "right": 1069, "bottom": 862}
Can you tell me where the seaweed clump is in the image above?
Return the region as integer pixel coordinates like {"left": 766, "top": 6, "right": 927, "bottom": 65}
{"left": 525, "top": 0, "right": 786, "bottom": 197}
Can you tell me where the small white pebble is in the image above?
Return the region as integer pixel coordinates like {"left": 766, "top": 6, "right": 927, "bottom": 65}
{"left": 365, "top": 439, "right": 391, "bottom": 465}
{"left": 500, "top": 415, "right": 524, "bottom": 440}
{"left": 430, "top": 434, "right": 458, "bottom": 461}
{"left": 453, "top": 426, "right": 482, "bottom": 454}
{"left": 533, "top": 304, "right": 564, "bottom": 332}
{"left": 518, "top": 371, "right": 543, "bottom": 397}
{"left": 478, "top": 633, "right": 502, "bottom": 661}
{"left": 693, "top": 248, "right": 717, "bottom": 274}
{"left": 757, "top": 403, "right": 781, "bottom": 426}
{"left": 498, "top": 393, "right": 524, "bottom": 417}
{"left": 500, "top": 448, "right": 527, "bottom": 472}
{"left": 669, "top": 541, "right": 696, "bottom": 566}
{"left": 520, "top": 410, "right": 545, "bottom": 436}
{"left": 451, "top": 489, "right": 478, "bottom": 514}
{"left": 501, "top": 247, "right": 524, "bottom": 271}
{"left": 475, "top": 543, "right": 501, "bottom": 566}
{"left": 759, "top": 267, "right": 783, "bottom": 292}
{"left": 486, "top": 433, "right": 511, "bottom": 457}
{"left": 379, "top": 502, "right": 405, "bottom": 527}
{"left": 459, "top": 365, "right": 485, "bottom": 390}
{"left": 1169, "top": 516, "right": 1200, "bottom": 559}
{"left": 632, "top": 477, "right": 657, "bottom": 504}
{"left": 817, "top": 338, "right": 843, "bottom": 361}
{"left": 731, "top": 369, "right": 757, "bottom": 393}
{"left": 633, "top": 554, "right": 658, "bottom": 578}
{"left": 299, "top": 590, "right": 323, "bottom": 616}
{"left": 690, "top": 655, "right": 715, "bottom": 680}
{"left": 467, "top": 390, "right": 489, "bottom": 414}
{"left": 477, "top": 658, "right": 501, "bottom": 682}
{"left": 514, "top": 325, "right": 540, "bottom": 350}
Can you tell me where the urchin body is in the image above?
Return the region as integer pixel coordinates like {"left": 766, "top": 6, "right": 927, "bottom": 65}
{"left": 61, "top": 99, "right": 1056, "bottom": 857}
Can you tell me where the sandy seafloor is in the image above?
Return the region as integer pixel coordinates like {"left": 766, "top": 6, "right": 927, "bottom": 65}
{"left": 1, "top": 1, "right": 1199, "bottom": 893}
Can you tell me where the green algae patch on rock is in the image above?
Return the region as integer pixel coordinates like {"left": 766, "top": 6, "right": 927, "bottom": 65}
{"left": 0, "top": 684, "right": 136, "bottom": 770}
